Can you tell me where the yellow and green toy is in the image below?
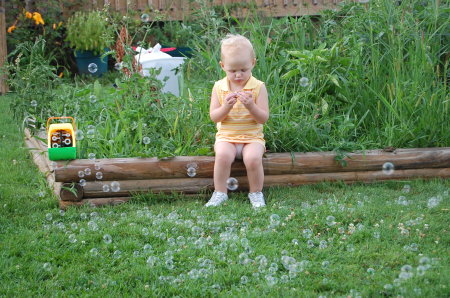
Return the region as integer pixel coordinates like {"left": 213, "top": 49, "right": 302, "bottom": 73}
{"left": 47, "top": 116, "right": 77, "bottom": 161}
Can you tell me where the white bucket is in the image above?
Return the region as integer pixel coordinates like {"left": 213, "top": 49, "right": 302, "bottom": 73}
{"left": 137, "top": 55, "right": 185, "bottom": 97}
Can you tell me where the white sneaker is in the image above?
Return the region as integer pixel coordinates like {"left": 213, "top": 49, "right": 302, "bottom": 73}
{"left": 248, "top": 192, "right": 266, "bottom": 208}
{"left": 205, "top": 191, "right": 228, "bottom": 207}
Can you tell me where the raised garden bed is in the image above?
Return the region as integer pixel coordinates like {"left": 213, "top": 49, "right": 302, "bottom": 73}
{"left": 24, "top": 129, "right": 450, "bottom": 209}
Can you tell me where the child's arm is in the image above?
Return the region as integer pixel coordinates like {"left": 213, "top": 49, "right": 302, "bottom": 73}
{"left": 238, "top": 84, "right": 269, "bottom": 124}
{"left": 210, "top": 85, "right": 238, "bottom": 123}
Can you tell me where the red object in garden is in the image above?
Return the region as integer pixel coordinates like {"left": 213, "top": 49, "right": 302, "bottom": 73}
{"left": 131, "top": 46, "right": 177, "bottom": 53}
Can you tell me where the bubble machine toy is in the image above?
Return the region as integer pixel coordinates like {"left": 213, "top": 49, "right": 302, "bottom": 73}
{"left": 47, "top": 117, "right": 77, "bottom": 161}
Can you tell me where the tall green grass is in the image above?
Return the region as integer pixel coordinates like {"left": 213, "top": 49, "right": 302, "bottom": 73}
{"left": 188, "top": 0, "right": 449, "bottom": 152}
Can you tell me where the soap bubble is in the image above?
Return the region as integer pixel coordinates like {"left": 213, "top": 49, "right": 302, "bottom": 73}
{"left": 270, "top": 214, "right": 280, "bottom": 225}
{"left": 78, "top": 170, "right": 85, "bottom": 178}
{"left": 68, "top": 234, "right": 77, "bottom": 243}
{"left": 402, "top": 184, "right": 411, "bottom": 193}
{"left": 114, "top": 62, "right": 123, "bottom": 70}
{"left": 84, "top": 168, "right": 91, "bottom": 175}
{"left": 86, "top": 128, "right": 95, "bottom": 139}
{"left": 141, "top": 13, "right": 150, "bottom": 22}
{"left": 147, "top": 256, "right": 158, "bottom": 267}
{"left": 143, "top": 137, "right": 151, "bottom": 145}
{"left": 88, "top": 153, "right": 96, "bottom": 160}
{"left": 384, "top": 284, "right": 393, "bottom": 290}
{"left": 240, "top": 275, "right": 248, "bottom": 284}
{"left": 192, "top": 226, "right": 203, "bottom": 236}
{"left": 419, "top": 257, "right": 430, "bottom": 265}
{"left": 75, "top": 130, "right": 84, "bottom": 140}
{"left": 43, "top": 262, "right": 52, "bottom": 271}
{"left": 94, "top": 162, "right": 101, "bottom": 171}
{"left": 30, "top": 100, "right": 38, "bottom": 107}
{"left": 79, "top": 179, "right": 86, "bottom": 187}
{"left": 382, "top": 162, "right": 395, "bottom": 175}
{"left": 113, "top": 250, "right": 122, "bottom": 259}
{"left": 319, "top": 240, "right": 328, "bottom": 249}
{"left": 90, "top": 248, "right": 99, "bottom": 257}
{"left": 111, "top": 181, "right": 120, "bottom": 192}
{"left": 226, "top": 177, "right": 238, "bottom": 191}
{"left": 88, "top": 221, "right": 98, "bottom": 231}
{"left": 427, "top": 196, "right": 441, "bottom": 208}
{"left": 186, "top": 163, "right": 198, "bottom": 169}
{"left": 102, "top": 184, "right": 110, "bottom": 192}
{"left": 299, "top": 77, "right": 309, "bottom": 87}
{"left": 326, "top": 215, "right": 336, "bottom": 226}
{"left": 143, "top": 244, "right": 153, "bottom": 252}
{"left": 88, "top": 63, "right": 98, "bottom": 73}
{"left": 187, "top": 167, "right": 196, "bottom": 177}
{"left": 45, "top": 213, "right": 52, "bottom": 221}
{"left": 303, "top": 229, "right": 313, "bottom": 239}
{"left": 266, "top": 275, "right": 278, "bottom": 286}
{"left": 367, "top": 268, "right": 375, "bottom": 274}
{"left": 95, "top": 172, "right": 103, "bottom": 180}
{"left": 89, "top": 95, "right": 97, "bottom": 104}
{"left": 103, "top": 234, "right": 112, "bottom": 244}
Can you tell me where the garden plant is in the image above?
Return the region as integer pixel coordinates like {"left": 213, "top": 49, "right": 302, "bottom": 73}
{"left": 1, "top": 0, "right": 449, "bottom": 296}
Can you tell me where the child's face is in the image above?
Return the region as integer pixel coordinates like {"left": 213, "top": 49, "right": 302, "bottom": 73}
{"left": 220, "top": 48, "right": 255, "bottom": 87}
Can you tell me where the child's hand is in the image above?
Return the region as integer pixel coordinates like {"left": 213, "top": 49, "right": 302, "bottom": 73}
{"left": 237, "top": 91, "right": 254, "bottom": 108}
{"left": 223, "top": 92, "right": 238, "bottom": 109}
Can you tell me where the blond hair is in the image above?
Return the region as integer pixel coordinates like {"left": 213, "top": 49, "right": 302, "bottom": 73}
{"left": 220, "top": 34, "right": 256, "bottom": 61}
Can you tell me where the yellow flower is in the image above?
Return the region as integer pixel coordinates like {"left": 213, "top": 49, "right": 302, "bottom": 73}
{"left": 7, "top": 25, "right": 16, "bottom": 33}
{"left": 53, "top": 23, "right": 56, "bottom": 30}
{"left": 58, "top": 21, "right": 63, "bottom": 27}
{"left": 25, "top": 11, "right": 32, "bottom": 19}
{"left": 58, "top": 72, "right": 64, "bottom": 78}
{"left": 32, "top": 12, "right": 45, "bottom": 25}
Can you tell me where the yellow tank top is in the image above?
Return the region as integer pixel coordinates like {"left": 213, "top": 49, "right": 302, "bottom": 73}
{"left": 214, "top": 76, "right": 265, "bottom": 146}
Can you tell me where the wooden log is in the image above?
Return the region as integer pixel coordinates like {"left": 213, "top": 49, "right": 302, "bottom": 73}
{"left": 79, "top": 167, "right": 450, "bottom": 198}
{"left": 59, "top": 197, "right": 133, "bottom": 209}
{"left": 82, "top": 178, "right": 214, "bottom": 198}
{"left": 24, "top": 129, "right": 62, "bottom": 198}
{"left": 60, "top": 183, "right": 84, "bottom": 201}
{"left": 54, "top": 147, "right": 450, "bottom": 182}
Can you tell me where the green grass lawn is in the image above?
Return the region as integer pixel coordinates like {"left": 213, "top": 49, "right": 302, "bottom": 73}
{"left": 0, "top": 95, "right": 449, "bottom": 297}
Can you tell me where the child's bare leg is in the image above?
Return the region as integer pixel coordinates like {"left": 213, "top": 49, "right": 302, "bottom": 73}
{"left": 214, "top": 142, "right": 236, "bottom": 193}
{"left": 242, "top": 143, "right": 265, "bottom": 192}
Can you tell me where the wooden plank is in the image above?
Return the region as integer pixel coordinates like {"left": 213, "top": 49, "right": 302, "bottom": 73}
{"left": 24, "top": 129, "right": 61, "bottom": 198}
{"left": 54, "top": 148, "right": 450, "bottom": 182}
{"left": 0, "top": 0, "right": 8, "bottom": 94}
{"left": 74, "top": 167, "right": 450, "bottom": 199}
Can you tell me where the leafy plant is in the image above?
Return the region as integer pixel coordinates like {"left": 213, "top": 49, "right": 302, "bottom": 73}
{"left": 4, "top": 38, "right": 60, "bottom": 129}
{"left": 5, "top": 1, "right": 73, "bottom": 74}
{"left": 66, "top": 10, "right": 114, "bottom": 55}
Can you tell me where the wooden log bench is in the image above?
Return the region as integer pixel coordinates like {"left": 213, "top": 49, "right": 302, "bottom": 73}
{"left": 24, "top": 129, "right": 450, "bottom": 209}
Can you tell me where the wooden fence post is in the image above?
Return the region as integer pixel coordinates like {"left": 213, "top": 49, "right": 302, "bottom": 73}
{"left": 0, "top": 0, "right": 8, "bottom": 94}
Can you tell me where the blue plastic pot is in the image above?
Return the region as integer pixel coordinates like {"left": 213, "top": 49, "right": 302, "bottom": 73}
{"left": 74, "top": 49, "right": 108, "bottom": 77}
